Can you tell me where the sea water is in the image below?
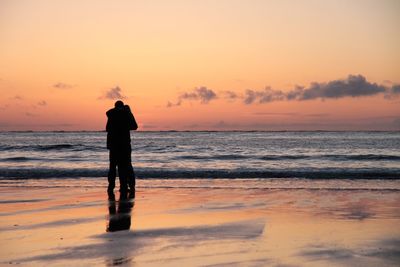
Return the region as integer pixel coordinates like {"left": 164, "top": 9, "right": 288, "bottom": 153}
{"left": 0, "top": 131, "right": 399, "bottom": 188}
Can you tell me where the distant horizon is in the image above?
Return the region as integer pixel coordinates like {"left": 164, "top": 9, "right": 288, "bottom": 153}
{"left": 2, "top": 129, "right": 399, "bottom": 133}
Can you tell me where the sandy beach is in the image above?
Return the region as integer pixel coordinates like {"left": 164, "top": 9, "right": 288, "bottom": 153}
{"left": 1, "top": 179, "right": 399, "bottom": 267}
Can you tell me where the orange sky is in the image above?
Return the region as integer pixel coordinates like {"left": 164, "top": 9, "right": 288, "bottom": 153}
{"left": 0, "top": 0, "right": 399, "bottom": 131}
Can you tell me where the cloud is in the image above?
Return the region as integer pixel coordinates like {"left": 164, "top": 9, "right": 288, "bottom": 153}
{"left": 391, "top": 85, "right": 400, "bottom": 94}
{"left": 100, "top": 86, "right": 126, "bottom": 100}
{"left": 304, "top": 113, "right": 330, "bottom": 117}
{"left": 187, "top": 87, "right": 217, "bottom": 103}
{"left": 37, "top": 100, "right": 47, "bottom": 106}
{"left": 384, "top": 84, "right": 400, "bottom": 99}
{"left": 167, "top": 75, "right": 399, "bottom": 107}
{"left": 0, "top": 122, "right": 77, "bottom": 131}
{"left": 295, "top": 75, "right": 386, "bottom": 100}
{"left": 11, "top": 95, "right": 23, "bottom": 100}
{"left": 167, "top": 87, "right": 217, "bottom": 107}
{"left": 383, "top": 80, "right": 393, "bottom": 85}
{"left": 222, "top": 90, "right": 239, "bottom": 101}
{"left": 243, "top": 75, "right": 389, "bottom": 104}
{"left": 0, "top": 105, "right": 9, "bottom": 110}
{"left": 244, "top": 87, "right": 286, "bottom": 104}
{"left": 167, "top": 101, "right": 180, "bottom": 107}
{"left": 53, "top": 82, "right": 75, "bottom": 89}
{"left": 253, "top": 112, "right": 298, "bottom": 116}
{"left": 252, "top": 112, "right": 330, "bottom": 118}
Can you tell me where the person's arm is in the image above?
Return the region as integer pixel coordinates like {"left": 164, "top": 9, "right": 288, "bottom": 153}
{"left": 106, "top": 110, "right": 112, "bottom": 132}
{"left": 106, "top": 118, "right": 110, "bottom": 132}
{"left": 129, "top": 112, "right": 138, "bottom": 131}
{"left": 105, "top": 111, "right": 111, "bottom": 149}
{"left": 125, "top": 105, "right": 138, "bottom": 130}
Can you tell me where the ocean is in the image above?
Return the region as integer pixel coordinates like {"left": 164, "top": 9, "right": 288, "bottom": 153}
{"left": 0, "top": 131, "right": 399, "bottom": 189}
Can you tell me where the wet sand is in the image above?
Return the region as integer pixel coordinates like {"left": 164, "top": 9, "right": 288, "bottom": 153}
{"left": 1, "top": 183, "right": 400, "bottom": 266}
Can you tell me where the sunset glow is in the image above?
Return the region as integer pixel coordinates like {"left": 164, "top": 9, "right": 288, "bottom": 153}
{"left": 1, "top": 0, "right": 399, "bottom": 131}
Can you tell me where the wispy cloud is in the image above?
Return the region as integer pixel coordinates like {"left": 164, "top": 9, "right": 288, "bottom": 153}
{"left": 0, "top": 122, "right": 76, "bottom": 130}
{"left": 0, "top": 105, "right": 8, "bottom": 110}
{"left": 253, "top": 112, "right": 298, "bottom": 116}
{"left": 53, "top": 82, "right": 75, "bottom": 89}
{"left": 222, "top": 90, "right": 239, "bottom": 101}
{"left": 389, "top": 85, "right": 400, "bottom": 95}
{"left": 304, "top": 113, "right": 330, "bottom": 117}
{"left": 252, "top": 112, "right": 331, "bottom": 118}
{"left": 167, "top": 75, "right": 399, "bottom": 107}
{"left": 24, "top": 112, "right": 37, "bottom": 117}
{"left": 100, "top": 86, "right": 126, "bottom": 100}
{"left": 167, "top": 87, "right": 217, "bottom": 107}
{"left": 166, "top": 101, "right": 180, "bottom": 108}
{"left": 37, "top": 100, "right": 47, "bottom": 106}
{"left": 11, "top": 95, "right": 23, "bottom": 100}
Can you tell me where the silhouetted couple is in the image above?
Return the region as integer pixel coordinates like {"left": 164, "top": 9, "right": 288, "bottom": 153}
{"left": 106, "top": 100, "right": 138, "bottom": 198}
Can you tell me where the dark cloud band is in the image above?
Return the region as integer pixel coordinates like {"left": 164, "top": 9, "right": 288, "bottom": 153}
{"left": 167, "top": 75, "right": 399, "bottom": 107}
{"left": 168, "top": 87, "right": 217, "bottom": 107}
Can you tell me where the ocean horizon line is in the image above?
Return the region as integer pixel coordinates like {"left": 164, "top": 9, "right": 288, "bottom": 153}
{"left": 1, "top": 130, "right": 400, "bottom": 133}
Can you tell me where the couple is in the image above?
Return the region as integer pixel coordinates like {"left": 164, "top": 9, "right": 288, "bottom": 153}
{"left": 106, "top": 100, "right": 138, "bottom": 198}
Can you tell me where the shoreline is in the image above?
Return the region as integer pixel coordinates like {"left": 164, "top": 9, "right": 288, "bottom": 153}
{"left": 1, "top": 177, "right": 400, "bottom": 190}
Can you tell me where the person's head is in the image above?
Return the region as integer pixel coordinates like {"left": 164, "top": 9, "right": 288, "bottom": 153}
{"left": 114, "top": 100, "right": 124, "bottom": 108}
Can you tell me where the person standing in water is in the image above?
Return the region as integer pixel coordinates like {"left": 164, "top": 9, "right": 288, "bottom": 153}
{"left": 106, "top": 100, "right": 138, "bottom": 197}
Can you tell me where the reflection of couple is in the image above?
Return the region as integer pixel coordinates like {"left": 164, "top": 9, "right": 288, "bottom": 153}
{"left": 106, "top": 100, "right": 138, "bottom": 197}
{"left": 107, "top": 191, "right": 134, "bottom": 232}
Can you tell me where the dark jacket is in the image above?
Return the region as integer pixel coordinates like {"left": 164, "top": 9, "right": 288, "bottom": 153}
{"left": 106, "top": 106, "right": 138, "bottom": 149}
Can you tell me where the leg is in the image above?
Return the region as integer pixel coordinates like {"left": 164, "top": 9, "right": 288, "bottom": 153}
{"left": 107, "top": 149, "right": 117, "bottom": 193}
{"left": 126, "top": 146, "right": 135, "bottom": 194}
{"left": 116, "top": 147, "right": 129, "bottom": 194}
{"left": 127, "top": 164, "right": 135, "bottom": 198}
{"left": 128, "top": 165, "right": 135, "bottom": 190}
{"left": 118, "top": 166, "right": 128, "bottom": 194}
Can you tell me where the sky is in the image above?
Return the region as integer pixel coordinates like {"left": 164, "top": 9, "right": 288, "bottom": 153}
{"left": 0, "top": 0, "right": 399, "bottom": 131}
